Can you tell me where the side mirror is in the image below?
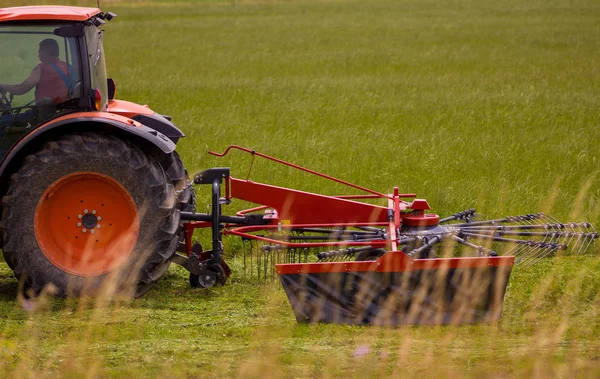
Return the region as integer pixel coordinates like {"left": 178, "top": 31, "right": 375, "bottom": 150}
{"left": 107, "top": 78, "right": 116, "bottom": 100}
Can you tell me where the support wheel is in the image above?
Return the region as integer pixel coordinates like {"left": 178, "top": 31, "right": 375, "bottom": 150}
{"left": 1, "top": 133, "right": 180, "bottom": 297}
{"left": 189, "top": 264, "right": 227, "bottom": 288}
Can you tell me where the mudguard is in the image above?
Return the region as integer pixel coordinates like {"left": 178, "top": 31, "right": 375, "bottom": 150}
{"left": 0, "top": 111, "right": 176, "bottom": 192}
{"left": 108, "top": 99, "right": 185, "bottom": 143}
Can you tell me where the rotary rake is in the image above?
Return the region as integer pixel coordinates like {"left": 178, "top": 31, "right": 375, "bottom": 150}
{"left": 238, "top": 211, "right": 597, "bottom": 272}
{"left": 179, "top": 145, "right": 598, "bottom": 325}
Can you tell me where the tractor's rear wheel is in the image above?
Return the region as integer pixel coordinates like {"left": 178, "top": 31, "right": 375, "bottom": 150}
{"left": 1, "top": 133, "right": 180, "bottom": 297}
{"left": 160, "top": 151, "right": 197, "bottom": 253}
{"left": 161, "top": 151, "right": 196, "bottom": 213}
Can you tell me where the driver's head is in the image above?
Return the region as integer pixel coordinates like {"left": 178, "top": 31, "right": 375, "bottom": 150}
{"left": 38, "top": 38, "right": 59, "bottom": 63}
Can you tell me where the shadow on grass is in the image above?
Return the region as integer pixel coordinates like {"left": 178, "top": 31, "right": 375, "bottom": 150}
{"left": 0, "top": 274, "right": 18, "bottom": 302}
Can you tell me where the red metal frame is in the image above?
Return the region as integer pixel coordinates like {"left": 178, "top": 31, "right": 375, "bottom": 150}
{"left": 275, "top": 251, "right": 515, "bottom": 274}
{"left": 229, "top": 178, "right": 389, "bottom": 224}
{"left": 182, "top": 146, "right": 465, "bottom": 258}
{"left": 181, "top": 146, "right": 515, "bottom": 326}
{"left": 209, "top": 145, "right": 418, "bottom": 200}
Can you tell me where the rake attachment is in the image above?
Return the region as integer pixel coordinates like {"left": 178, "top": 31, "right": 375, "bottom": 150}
{"left": 437, "top": 211, "right": 598, "bottom": 268}
{"left": 234, "top": 211, "right": 598, "bottom": 278}
{"left": 177, "top": 146, "right": 598, "bottom": 325}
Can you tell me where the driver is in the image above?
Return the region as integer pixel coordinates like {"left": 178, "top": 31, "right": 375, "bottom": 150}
{"left": 0, "top": 38, "right": 71, "bottom": 105}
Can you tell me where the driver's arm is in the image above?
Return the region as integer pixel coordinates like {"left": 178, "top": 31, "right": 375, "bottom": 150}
{"left": 0, "top": 66, "right": 40, "bottom": 95}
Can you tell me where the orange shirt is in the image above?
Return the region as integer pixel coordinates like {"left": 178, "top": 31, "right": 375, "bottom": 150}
{"left": 35, "top": 60, "right": 69, "bottom": 103}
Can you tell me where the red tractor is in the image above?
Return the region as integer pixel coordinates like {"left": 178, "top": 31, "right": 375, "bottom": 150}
{"left": 0, "top": 6, "right": 194, "bottom": 297}
{"left": 0, "top": 6, "right": 596, "bottom": 325}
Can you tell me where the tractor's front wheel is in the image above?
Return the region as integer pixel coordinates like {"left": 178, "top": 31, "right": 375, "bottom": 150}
{"left": 1, "top": 133, "right": 180, "bottom": 297}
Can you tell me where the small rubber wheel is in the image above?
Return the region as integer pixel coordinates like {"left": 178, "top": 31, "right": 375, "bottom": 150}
{"left": 1, "top": 133, "right": 180, "bottom": 297}
{"left": 189, "top": 264, "right": 227, "bottom": 288}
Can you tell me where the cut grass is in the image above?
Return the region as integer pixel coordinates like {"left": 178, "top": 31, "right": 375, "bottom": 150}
{"left": 1, "top": 257, "right": 599, "bottom": 377}
{"left": 1, "top": 0, "right": 600, "bottom": 377}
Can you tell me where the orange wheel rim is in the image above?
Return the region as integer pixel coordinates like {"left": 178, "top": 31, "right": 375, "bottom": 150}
{"left": 34, "top": 171, "right": 140, "bottom": 277}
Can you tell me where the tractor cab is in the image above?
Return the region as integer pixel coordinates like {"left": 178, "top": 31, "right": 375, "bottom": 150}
{"left": 0, "top": 6, "right": 112, "bottom": 155}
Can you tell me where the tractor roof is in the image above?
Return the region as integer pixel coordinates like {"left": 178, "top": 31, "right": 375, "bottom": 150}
{"left": 0, "top": 6, "right": 101, "bottom": 23}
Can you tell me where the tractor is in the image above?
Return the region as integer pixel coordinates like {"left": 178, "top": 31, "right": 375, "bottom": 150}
{"left": 0, "top": 6, "right": 195, "bottom": 297}
{"left": 0, "top": 6, "right": 596, "bottom": 325}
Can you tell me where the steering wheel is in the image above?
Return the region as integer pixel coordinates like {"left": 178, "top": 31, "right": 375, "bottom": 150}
{"left": 0, "top": 88, "right": 14, "bottom": 114}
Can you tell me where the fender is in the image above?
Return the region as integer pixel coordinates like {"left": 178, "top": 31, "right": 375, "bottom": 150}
{"left": 108, "top": 99, "right": 185, "bottom": 143}
{"left": 0, "top": 111, "right": 176, "bottom": 193}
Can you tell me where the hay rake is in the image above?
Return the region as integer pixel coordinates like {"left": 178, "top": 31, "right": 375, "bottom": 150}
{"left": 232, "top": 211, "right": 597, "bottom": 278}
{"left": 178, "top": 145, "right": 598, "bottom": 325}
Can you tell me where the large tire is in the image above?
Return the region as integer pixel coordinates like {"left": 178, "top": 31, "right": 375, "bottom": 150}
{"left": 1, "top": 133, "right": 180, "bottom": 297}
{"left": 160, "top": 151, "right": 196, "bottom": 253}
{"left": 161, "top": 151, "right": 196, "bottom": 213}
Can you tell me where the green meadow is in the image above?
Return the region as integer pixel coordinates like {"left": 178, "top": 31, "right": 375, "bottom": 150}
{"left": 1, "top": 0, "right": 599, "bottom": 377}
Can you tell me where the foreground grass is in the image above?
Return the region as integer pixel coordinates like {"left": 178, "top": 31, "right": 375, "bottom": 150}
{"left": 0, "top": 256, "right": 599, "bottom": 377}
{"left": 0, "top": 0, "right": 599, "bottom": 377}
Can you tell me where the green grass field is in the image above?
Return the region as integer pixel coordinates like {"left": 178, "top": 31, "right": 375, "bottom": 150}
{"left": 1, "top": 0, "right": 600, "bottom": 377}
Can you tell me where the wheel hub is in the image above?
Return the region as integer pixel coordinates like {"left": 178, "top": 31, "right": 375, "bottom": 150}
{"left": 34, "top": 171, "right": 140, "bottom": 277}
{"left": 81, "top": 212, "right": 98, "bottom": 229}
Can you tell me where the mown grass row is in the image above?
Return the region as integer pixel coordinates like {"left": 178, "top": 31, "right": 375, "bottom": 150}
{"left": 0, "top": 256, "right": 599, "bottom": 377}
{"left": 0, "top": 0, "right": 599, "bottom": 377}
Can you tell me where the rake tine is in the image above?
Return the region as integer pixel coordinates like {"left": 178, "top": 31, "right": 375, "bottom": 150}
{"left": 509, "top": 243, "right": 530, "bottom": 257}
{"left": 250, "top": 240, "right": 254, "bottom": 278}
{"left": 461, "top": 232, "right": 567, "bottom": 263}
{"left": 512, "top": 241, "right": 538, "bottom": 258}
{"left": 517, "top": 249, "right": 545, "bottom": 267}
{"left": 573, "top": 224, "right": 594, "bottom": 254}
{"left": 522, "top": 239, "right": 568, "bottom": 266}
{"left": 519, "top": 246, "right": 559, "bottom": 268}
{"left": 271, "top": 249, "right": 276, "bottom": 281}
{"left": 569, "top": 228, "right": 585, "bottom": 253}
{"left": 562, "top": 231, "right": 578, "bottom": 250}
{"left": 242, "top": 239, "right": 247, "bottom": 279}
{"left": 264, "top": 249, "right": 269, "bottom": 281}
{"left": 577, "top": 233, "right": 597, "bottom": 255}
{"left": 519, "top": 249, "right": 557, "bottom": 268}
{"left": 514, "top": 241, "right": 545, "bottom": 260}
{"left": 517, "top": 242, "right": 556, "bottom": 266}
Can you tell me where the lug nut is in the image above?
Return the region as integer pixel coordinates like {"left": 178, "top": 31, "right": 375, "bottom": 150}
{"left": 98, "top": 216, "right": 102, "bottom": 221}
{"left": 92, "top": 210, "right": 97, "bottom": 214}
{"left": 97, "top": 225, "right": 101, "bottom": 229}
{"left": 90, "top": 229, "right": 95, "bottom": 234}
{"left": 77, "top": 222, "right": 82, "bottom": 227}
{"left": 78, "top": 214, "right": 82, "bottom": 219}
{"left": 84, "top": 209, "right": 88, "bottom": 214}
{"left": 82, "top": 228, "right": 87, "bottom": 233}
